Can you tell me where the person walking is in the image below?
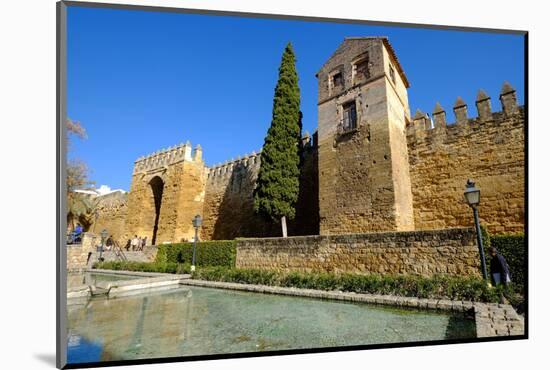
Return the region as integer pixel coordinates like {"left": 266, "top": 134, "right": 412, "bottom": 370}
{"left": 489, "top": 247, "right": 511, "bottom": 286}
{"left": 131, "top": 235, "right": 139, "bottom": 251}
{"left": 141, "top": 236, "right": 147, "bottom": 250}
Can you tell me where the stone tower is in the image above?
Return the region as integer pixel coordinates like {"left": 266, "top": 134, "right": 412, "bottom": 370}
{"left": 316, "top": 37, "right": 414, "bottom": 234}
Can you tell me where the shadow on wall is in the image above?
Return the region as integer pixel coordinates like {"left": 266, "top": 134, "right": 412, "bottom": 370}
{"left": 211, "top": 161, "right": 279, "bottom": 240}
{"left": 210, "top": 139, "right": 319, "bottom": 240}
{"left": 294, "top": 137, "right": 320, "bottom": 236}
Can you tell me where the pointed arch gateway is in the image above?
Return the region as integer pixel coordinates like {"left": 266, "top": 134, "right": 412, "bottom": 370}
{"left": 149, "top": 176, "right": 165, "bottom": 245}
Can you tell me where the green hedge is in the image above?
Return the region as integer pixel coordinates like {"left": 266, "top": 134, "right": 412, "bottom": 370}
{"left": 155, "top": 240, "right": 236, "bottom": 267}
{"left": 489, "top": 233, "right": 525, "bottom": 289}
{"left": 93, "top": 261, "right": 516, "bottom": 303}
{"left": 192, "top": 267, "right": 510, "bottom": 303}
{"left": 94, "top": 260, "right": 191, "bottom": 274}
{"left": 479, "top": 227, "right": 525, "bottom": 291}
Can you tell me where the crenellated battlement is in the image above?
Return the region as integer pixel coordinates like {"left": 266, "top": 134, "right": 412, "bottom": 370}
{"left": 206, "top": 150, "right": 262, "bottom": 181}
{"left": 406, "top": 82, "right": 523, "bottom": 146}
{"left": 133, "top": 141, "right": 202, "bottom": 174}
{"left": 406, "top": 81, "right": 524, "bottom": 234}
{"left": 205, "top": 132, "right": 317, "bottom": 182}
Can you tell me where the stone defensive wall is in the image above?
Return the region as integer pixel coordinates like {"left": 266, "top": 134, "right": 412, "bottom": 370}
{"left": 201, "top": 133, "right": 319, "bottom": 240}
{"left": 235, "top": 228, "right": 481, "bottom": 277}
{"left": 201, "top": 150, "right": 272, "bottom": 240}
{"left": 406, "top": 83, "right": 524, "bottom": 234}
{"left": 92, "top": 191, "right": 128, "bottom": 244}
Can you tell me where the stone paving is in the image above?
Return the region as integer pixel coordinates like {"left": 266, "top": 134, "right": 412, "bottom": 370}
{"left": 474, "top": 302, "right": 525, "bottom": 337}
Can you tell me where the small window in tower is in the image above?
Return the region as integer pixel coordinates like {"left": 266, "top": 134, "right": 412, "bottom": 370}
{"left": 355, "top": 59, "right": 370, "bottom": 80}
{"left": 342, "top": 101, "right": 357, "bottom": 132}
{"left": 389, "top": 64, "right": 396, "bottom": 84}
{"left": 332, "top": 72, "right": 343, "bottom": 89}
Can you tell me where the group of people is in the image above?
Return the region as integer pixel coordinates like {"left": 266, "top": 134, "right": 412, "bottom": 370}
{"left": 125, "top": 235, "right": 147, "bottom": 251}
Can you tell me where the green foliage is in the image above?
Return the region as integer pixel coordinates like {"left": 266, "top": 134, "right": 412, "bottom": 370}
{"left": 191, "top": 267, "right": 503, "bottom": 303}
{"left": 155, "top": 240, "right": 236, "bottom": 267}
{"left": 474, "top": 227, "right": 525, "bottom": 300}
{"left": 489, "top": 233, "right": 526, "bottom": 289}
{"left": 254, "top": 43, "right": 302, "bottom": 222}
{"left": 478, "top": 227, "right": 525, "bottom": 292}
{"left": 94, "top": 261, "right": 191, "bottom": 274}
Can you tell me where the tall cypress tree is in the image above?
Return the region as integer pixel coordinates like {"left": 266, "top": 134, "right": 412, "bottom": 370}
{"left": 254, "top": 42, "right": 301, "bottom": 237}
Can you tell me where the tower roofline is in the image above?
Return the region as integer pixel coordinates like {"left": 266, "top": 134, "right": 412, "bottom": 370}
{"left": 316, "top": 36, "right": 410, "bottom": 88}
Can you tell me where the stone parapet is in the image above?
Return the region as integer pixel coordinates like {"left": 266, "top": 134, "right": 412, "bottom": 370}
{"left": 406, "top": 86, "right": 524, "bottom": 234}
{"left": 236, "top": 228, "right": 481, "bottom": 277}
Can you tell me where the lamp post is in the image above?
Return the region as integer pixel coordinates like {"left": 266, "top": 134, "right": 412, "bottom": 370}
{"left": 191, "top": 215, "right": 202, "bottom": 272}
{"left": 99, "top": 229, "right": 108, "bottom": 262}
{"left": 464, "top": 179, "right": 488, "bottom": 281}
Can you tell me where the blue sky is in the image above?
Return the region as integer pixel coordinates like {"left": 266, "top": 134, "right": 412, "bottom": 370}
{"left": 67, "top": 6, "right": 525, "bottom": 191}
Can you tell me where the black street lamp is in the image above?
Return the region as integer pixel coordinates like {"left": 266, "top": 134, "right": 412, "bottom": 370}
{"left": 99, "top": 229, "right": 108, "bottom": 262}
{"left": 191, "top": 215, "right": 202, "bottom": 272}
{"left": 464, "top": 179, "right": 488, "bottom": 281}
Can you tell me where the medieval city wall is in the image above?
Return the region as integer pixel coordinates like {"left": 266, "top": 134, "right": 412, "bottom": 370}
{"left": 201, "top": 151, "right": 273, "bottom": 240}
{"left": 90, "top": 191, "right": 128, "bottom": 245}
{"left": 406, "top": 88, "right": 525, "bottom": 234}
{"left": 236, "top": 228, "right": 481, "bottom": 277}
{"left": 201, "top": 138, "right": 319, "bottom": 241}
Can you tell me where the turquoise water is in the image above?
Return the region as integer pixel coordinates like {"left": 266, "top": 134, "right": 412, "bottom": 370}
{"left": 67, "top": 286, "right": 475, "bottom": 364}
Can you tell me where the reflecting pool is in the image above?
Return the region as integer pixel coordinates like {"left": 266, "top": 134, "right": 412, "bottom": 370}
{"left": 67, "top": 286, "right": 476, "bottom": 364}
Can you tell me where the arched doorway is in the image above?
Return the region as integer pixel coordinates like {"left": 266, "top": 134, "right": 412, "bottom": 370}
{"left": 149, "top": 176, "right": 164, "bottom": 245}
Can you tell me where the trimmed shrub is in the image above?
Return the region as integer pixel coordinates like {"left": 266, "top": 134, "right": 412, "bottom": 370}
{"left": 94, "top": 261, "right": 509, "bottom": 303}
{"left": 94, "top": 261, "right": 191, "bottom": 274}
{"left": 155, "top": 240, "right": 236, "bottom": 267}
{"left": 191, "top": 267, "right": 503, "bottom": 303}
{"left": 478, "top": 228, "right": 525, "bottom": 295}
{"left": 489, "top": 233, "right": 525, "bottom": 289}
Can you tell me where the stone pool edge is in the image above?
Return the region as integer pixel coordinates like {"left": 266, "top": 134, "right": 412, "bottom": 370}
{"left": 180, "top": 279, "right": 525, "bottom": 339}
{"left": 67, "top": 269, "right": 191, "bottom": 300}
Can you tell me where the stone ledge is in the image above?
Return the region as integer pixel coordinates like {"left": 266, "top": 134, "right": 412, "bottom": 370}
{"left": 67, "top": 270, "right": 191, "bottom": 300}
{"left": 237, "top": 227, "right": 475, "bottom": 246}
